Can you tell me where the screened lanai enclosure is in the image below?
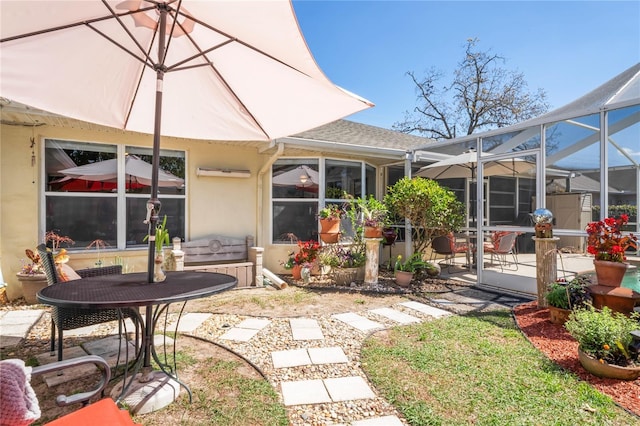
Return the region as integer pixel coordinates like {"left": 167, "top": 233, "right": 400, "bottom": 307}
{"left": 412, "top": 63, "right": 640, "bottom": 295}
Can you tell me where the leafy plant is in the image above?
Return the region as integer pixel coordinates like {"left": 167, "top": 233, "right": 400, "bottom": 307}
{"left": 565, "top": 306, "right": 640, "bottom": 367}
{"left": 318, "top": 204, "right": 343, "bottom": 220}
{"left": 319, "top": 244, "right": 365, "bottom": 268}
{"left": 394, "top": 253, "right": 429, "bottom": 273}
{"left": 344, "top": 194, "right": 389, "bottom": 228}
{"left": 144, "top": 215, "right": 170, "bottom": 254}
{"left": 545, "top": 276, "right": 592, "bottom": 310}
{"left": 384, "top": 177, "right": 464, "bottom": 254}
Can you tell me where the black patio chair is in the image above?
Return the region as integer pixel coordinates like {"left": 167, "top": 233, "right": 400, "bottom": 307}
{"left": 36, "top": 244, "right": 140, "bottom": 361}
{"left": 429, "top": 233, "right": 470, "bottom": 273}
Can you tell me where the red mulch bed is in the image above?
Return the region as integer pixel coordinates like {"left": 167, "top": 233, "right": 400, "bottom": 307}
{"left": 514, "top": 301, "right": 640, "bottom": 416}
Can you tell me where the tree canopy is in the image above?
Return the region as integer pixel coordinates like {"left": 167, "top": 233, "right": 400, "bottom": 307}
{"left": 393, "top": 38, "right": 549, "bottom": 140}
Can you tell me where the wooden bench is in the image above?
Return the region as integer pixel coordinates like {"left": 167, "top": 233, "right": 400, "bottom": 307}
{"left": 169, "top": 235, "right": 263, "bottom": 288}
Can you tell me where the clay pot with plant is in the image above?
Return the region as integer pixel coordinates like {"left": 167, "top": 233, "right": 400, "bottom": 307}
{"left": 545, "top": 276, "right": 592, "bottom": 324}
{"left": 565, "top": 306, "right": 640, "bottom": 380}
{"left": 318, "top": 204, "right": 343, "bottom": 243}
{"left": 343, "top": 195, "right": 390, "bottom": 239}
{"left": 393, "top": 252, "right": 433, "bottom": 287}
{"left": 586, "top": 214, "right": 638, "bottom": 287}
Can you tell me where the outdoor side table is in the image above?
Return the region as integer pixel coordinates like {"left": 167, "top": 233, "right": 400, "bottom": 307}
{"left": 38, "top": 271, "right": 237, "bottom": 413}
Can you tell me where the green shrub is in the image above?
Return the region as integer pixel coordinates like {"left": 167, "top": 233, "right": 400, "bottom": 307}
{"left": 565, "top": 306, "right": 640, "bottom": 366}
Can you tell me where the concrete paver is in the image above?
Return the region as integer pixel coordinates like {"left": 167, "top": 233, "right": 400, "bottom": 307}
{"left": 290, "top": 318, "right": 324, "bottom": 340}
{"left": 399, "top": 301, "right": 452, "bottom": 318}
{"left": 308, "top": 346, "right": 348, "bottom": 365}
{"left": 332, "top": 312, "right": 384, "bottom": 332}
{"left": 281, "top": 379, "right": 331, "bottom": 406}
{"left": 369, "top": 307, "right": 421, "bottom": 324}
{"left": 324, "top": 376, "right": 376, "bottom": 402}
{"left": 272, "top": 348, "right": 311, "bottom": 368}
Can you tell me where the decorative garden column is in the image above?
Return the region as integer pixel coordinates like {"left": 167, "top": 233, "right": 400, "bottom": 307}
{"left": 534, "top": 237, "right": 559, "bottom": 307}
{"left": 364, "top": 238, "right": 383, "bottom": 284}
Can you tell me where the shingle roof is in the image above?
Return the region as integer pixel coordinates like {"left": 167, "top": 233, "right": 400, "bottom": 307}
{"left": 292, "top": 119, "right": 433, "bottom": 151}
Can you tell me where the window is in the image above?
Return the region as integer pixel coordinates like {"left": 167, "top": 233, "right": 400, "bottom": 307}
{"left": 44, "top": 139, "right": 185, "bottom": 249}
{"left": 271, "top": 158, "right": 376, "bottom": 244}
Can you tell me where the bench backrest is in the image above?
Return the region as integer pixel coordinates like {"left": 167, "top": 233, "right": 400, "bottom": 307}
{"left": 181, "top": 235, "right": 254, "bottom": 265}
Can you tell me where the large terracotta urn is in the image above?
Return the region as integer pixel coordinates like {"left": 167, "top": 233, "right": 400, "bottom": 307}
{"left": 16, "top": 273, "right": 48, "bottom": 304}
{"left": 593, "top": 260, "right": 629, "bottom": 287}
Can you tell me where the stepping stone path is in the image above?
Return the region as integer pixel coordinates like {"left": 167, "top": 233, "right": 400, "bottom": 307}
{"left": 4, "top": 294, "right": 500, "bottom": 424}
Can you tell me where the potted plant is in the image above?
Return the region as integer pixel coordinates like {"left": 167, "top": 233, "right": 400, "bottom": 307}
{"left": 345, "top": 195, "right": 389, "bottom": 239}
{"left": 281, "top": 240, "right": 320, "bottom": 280}
{"left": 321, "top": 244, "right": 366, "bottom": 285}
{"left": 393, "top": 253, "right": 430, "bottom": 287}
{"left": 144, "top": 215, "right": 170, "bottom": 282}
{"left": 384, "top": 177, "right": 464, "bottom": 254}
{"left": 545, "top": 276, "right": 592, "bottom": 324}
{"left": 17, "top": 231, "right": 75, "bottom": 304}
{"left": 565, "top": 306, "right": 640, "bottom": 380}
{"left": 318, "top": 204, "right": 343, "bottom": 243}
{"left": 586, "top": 214, "right": 638, "bottom": 287}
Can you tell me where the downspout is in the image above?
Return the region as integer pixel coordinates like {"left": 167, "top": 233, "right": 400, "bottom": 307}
{"left": 404, "top": 151, "right": 413, "bottom": 256}
{"left": 256, "top": 141, "right": 284, "bottom": 247}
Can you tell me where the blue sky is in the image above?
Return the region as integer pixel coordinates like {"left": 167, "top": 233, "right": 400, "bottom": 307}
{"left": 292, "top": 1, "right": 640, "bottom": 130}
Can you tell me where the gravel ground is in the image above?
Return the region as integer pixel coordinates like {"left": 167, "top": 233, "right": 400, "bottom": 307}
{"left": 1, "top": 270, "right": 480, "bottom": 425}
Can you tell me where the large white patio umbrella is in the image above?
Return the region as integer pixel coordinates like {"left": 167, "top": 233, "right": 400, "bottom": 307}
{"left": 0, "top": 0, "right": 373, "bottom": 283}
{"left": 416, "top": 151, "right": 535, "bottom": 180}
{"left": 57, "top": 155, "right": 185, "bottom": 188}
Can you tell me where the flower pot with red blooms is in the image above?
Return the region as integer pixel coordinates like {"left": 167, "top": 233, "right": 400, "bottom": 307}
{"left": 281, "top": 240, "right": 320, "bottom": 280}
{"left": 586, "top": 214, "right": 637, "bottom": 287}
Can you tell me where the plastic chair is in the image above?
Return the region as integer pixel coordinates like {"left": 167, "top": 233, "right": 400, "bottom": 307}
{"left": 483, "top": 232, "right": 519, "bottom": 271}
{"left": 430, "top": 233, "right": 469, "bottom": 272}
{"left": 36, "top": 244, "right": 140, "bottom": 361}
{"left": 0, "top": 355, "right": 140, "bottom": 426}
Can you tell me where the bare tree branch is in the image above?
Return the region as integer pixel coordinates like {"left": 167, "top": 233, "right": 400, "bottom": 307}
{"left": 393, "top": 38, "right": 550, "bottom": 141}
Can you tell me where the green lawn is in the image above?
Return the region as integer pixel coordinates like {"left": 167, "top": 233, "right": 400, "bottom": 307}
{"left": 361, "top": 309, "right": 640, "bottom": 426}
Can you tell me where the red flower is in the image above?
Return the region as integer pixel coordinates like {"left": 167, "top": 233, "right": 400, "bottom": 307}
{"left": 586, "top": 215, "right": 637, "bottom": 263}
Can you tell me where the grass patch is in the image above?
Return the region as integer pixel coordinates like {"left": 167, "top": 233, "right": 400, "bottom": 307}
{"left": 135, "top": 356, "right": 287, "bottom": 426}
{"left": 361, "top": 309, "right": 640, "bottom": 426}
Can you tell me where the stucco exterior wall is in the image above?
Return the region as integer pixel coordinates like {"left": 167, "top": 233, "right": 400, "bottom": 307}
{"left": 1, "top": 122, "right": 262, "bottom": 292}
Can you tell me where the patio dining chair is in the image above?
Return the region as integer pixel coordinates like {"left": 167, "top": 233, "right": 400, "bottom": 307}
{"left": 36, "top": 244, "right": 140, "bottom": 362}
{"left": 482, "top": 231, "right": 519, "bottom": 271}
{"left": 429, "top": 233, "right": 470, "bottom": 273}
{"left": 0, "top": 355, "right": 140, "bottom": 425}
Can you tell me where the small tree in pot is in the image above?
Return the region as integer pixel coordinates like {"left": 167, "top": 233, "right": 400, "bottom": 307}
{"left": 384, "top": 177, "right": 464, "bottom": 254}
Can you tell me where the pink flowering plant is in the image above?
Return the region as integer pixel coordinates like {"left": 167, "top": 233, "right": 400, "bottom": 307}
{"left": 586, "top": 214, "right": 637, "bottom": 263}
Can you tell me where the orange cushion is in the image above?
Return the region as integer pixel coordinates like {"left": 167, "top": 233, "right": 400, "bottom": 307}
{"left": 45, "top": 398, "right": 140, "bottom": 426}
{"left": 56, "top": 264, "right": 81, "bottom": 282}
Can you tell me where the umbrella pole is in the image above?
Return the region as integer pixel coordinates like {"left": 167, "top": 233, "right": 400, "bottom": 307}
{"left": 147, "top": 6, "right": 168, "bottom": 285}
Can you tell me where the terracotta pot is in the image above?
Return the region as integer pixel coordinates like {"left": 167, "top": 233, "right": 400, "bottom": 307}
{"left": 319, "top": 217, "right": 341, "bottom": 234}
{"left": 548, "top": 306, "right": 571, "bottom": 325}
{"left": 291, "top": 264, "right": 302, "bottom": 280}
{"left": 363, "top": 226, "right": 383, "bottom": 238}
{"left": 17, "top": 273, "right": 48, "bottom": 304}
{"left": 394, "top": 270, "right": 413, "bottom": 287}
{"left": 320, "top": 232, "right": 340, "bottom": 244}
{"left": 578, "top": 347, "right": 640, "bottom": 380}
{"left": 593, "top": 260, "right": 629, "bottom": 287}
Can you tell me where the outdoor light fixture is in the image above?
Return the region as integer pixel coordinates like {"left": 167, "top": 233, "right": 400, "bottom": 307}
{"left": 196, "top": 167, "right": 251, "bottom": 178}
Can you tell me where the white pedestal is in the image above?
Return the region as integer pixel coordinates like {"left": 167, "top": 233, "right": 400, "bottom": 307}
{"left": 110, "top": 370, "right": 181, "bottom": 414}
{"left": 364, "top": 238, "right": 383, "bottom": 284}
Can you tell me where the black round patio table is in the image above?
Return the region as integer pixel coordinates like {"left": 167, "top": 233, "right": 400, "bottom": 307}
{"left": 37, "top": 271, "right": 237, "bottom": 409}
